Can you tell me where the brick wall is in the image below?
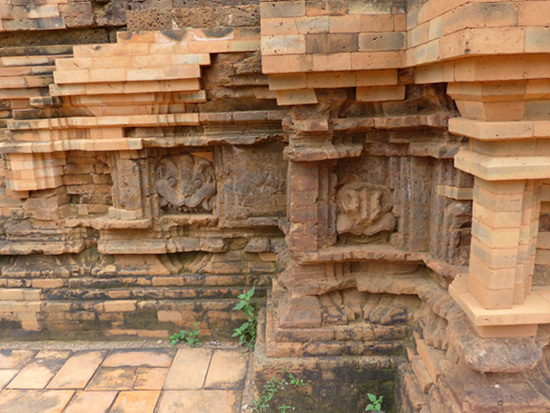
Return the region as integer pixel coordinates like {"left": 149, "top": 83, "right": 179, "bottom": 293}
{"left": 0, "top": 2, "right": 550, "bottom": 411}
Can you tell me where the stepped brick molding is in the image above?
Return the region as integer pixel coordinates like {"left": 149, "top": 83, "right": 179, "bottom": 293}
{"left": 0, "top": 0, "right": 550, "bottom": 411}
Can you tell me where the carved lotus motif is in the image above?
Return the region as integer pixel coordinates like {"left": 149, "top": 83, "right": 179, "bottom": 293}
{"left": 336, "top": 175, "right": 396, "bottom": 243}
{"left": 155, "top": 154, "right": 216, "bottom": 213}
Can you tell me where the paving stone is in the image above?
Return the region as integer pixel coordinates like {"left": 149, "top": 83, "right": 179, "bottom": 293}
{"left": 134, "top": 367, "right": 169, "bottom": 390}
{"left": 0, "top": 350, "right": 36, "bottom": 369}
{"left": 157, "top": 390, "right": 240, "bottom": 413}
{"left": 0, "top": 389, "right": 74, "bottom": 413}
{"left": 110, "top": 390, "right": 160, "bottom": 413}
{"left": 8, "top": 350, "right": 72, "bottom": 389}
{"left": 102, "top": 348, "right": 175, "bottom": 368}
{"left": 87, "top": 367, "right": 136, "bottom": 390}
{"left": 0, "top": 369, "right": 18, "bottom": 389}
{"left": 163, "top": 348, "right": 213, "bottom": 390}
{"left": 63, "top": 391, "right": 117, "bottom": 413}
{"left": 36, "top": 350, "right": 72, "bottom": 360}
{"left": 48, "top": 351, "right": 108, "bottom": 389}
{"left": 9, "top": 362, "right": 61, "bottom": 389}
{"left": 204, "top": 350, "right": 249, "bottom": 390}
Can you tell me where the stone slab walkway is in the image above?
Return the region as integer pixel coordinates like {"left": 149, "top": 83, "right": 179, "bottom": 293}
{"left": 0, "top": 341, "right": 251, "bottom": 413}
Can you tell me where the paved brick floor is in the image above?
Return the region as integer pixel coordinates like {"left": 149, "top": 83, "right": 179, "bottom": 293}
{"left": 0, "top": 342, "right": 251, "bottom": 413}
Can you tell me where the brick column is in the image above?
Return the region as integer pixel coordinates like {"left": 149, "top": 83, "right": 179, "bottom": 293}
{"left": 287, "top": 160, "right": 336, "bottom": 252}
{"left": 5, "top": 152, "right": 66, "bottom": 192}
{"left": 278, "top": 115, "right": 348, "bottom": 329}
{"left": 469, "top": 178, "right": 540, "bottom": 310}
{"left": 448, "top": 79, "right": 550, "bottom": 337}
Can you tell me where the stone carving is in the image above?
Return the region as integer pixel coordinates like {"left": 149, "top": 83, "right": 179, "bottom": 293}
{"left": 335, "top": 175, "right": 397, "bottom": 243}
{"left": 155, "top": 154, "right": 216, "bottom": 213}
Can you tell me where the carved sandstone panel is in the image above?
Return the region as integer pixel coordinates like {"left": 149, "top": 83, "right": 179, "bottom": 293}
{"left": 389, "top": 156, "right": 433, "bottom": 251}
{"left": 155, "top": 154, "right": 216, "bottom": 214}
{"left": 336, "top": 175, "right": 397, "bottom": 244}
{"left": 336, "top": 155, "right": 396, "bottom": 245}
{"left": 215, "top": 142, "right": 287, "bottom": 227}
{"left": 429, "top": 159, "right": 473, "bottom": 266}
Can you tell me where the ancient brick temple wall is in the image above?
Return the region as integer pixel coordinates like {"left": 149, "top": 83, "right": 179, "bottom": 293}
{"left": 0, "top": 0, "right": 550, "bottom": 412}
{"left": 0, "top": 0, "right": 285, "bottom": 340}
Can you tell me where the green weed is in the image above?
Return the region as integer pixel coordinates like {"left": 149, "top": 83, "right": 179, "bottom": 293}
{"left": 232, "top": 286, "right": 257, "bottom": 350}
{"left": 253, "top": 368, "right": 306, "bottom": 413}
{"left": 365, "top": 393, "right": 384, "bottom": 412}
{"left": 169, "top": 322, "right": 201, "bottom": 347}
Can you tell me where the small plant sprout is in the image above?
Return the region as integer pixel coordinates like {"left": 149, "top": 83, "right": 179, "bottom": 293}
{"left": 283, "top": 367, "right": 305, "bottom": 387}
{"left": 365, "top": 393, "right": 384, "bottom": 412}
{"left": 232, "top": 286, "right": 257, "bottom": 350}
{"left": 253, "top": 368, "right": 306, "bottom": 413}
{"left": 169, "top": 322, "right": 201, "bottom": 347}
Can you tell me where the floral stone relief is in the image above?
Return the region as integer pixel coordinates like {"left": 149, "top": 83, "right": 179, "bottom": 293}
{"left": 335, "top": 175, "right": 397, "bottom": 244}
{"left": 155, "top": 154, "right": 216, "bottom": 214}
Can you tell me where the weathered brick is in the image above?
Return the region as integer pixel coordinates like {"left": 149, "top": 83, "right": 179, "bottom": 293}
{"left": 356, "top": 84, "right": 405, "bottom": 101}
{"left": 440, "top": 28, "right": 525, "bottom": 60}
{"left": 306, "top": 0, "right": 346, "bottom": 17}
{"left": 348, "top": 0, "right": 394, "bottom": 15}
{"left": 0, "top": 289, "right": 25, "bottom": 301}
{"left": 306, "top": 33, "right": 358, "bottom": 54}
{"left": 262, "top": 35, "right": 306, "bottom": 55}
{"left": 306, "top": 71, "right": 356, "bottom": 88}
{"left": 277, "top": 89, "right": 318, "bottom": 106}
{"left": 525, "top": 27, "right": 550, "bottom": 53}
{"left": 360, "top": 14, "right": 395, "bottom": 32}
{"left": 329, "top": 15, "right": 361, "bottom": 33}
{"left": 262, "top": 54, "right": 313, "bottom": 74}
{"left": 442, "top": 2, "right": 518, "bottom": 36}
{"left": 28, "top": 5, "right": 60, "bottom": 19}
{"left": 351, "top": 51, "right": 405, "bottom": 70}
{"left": 261, "top": 18, "right": 299, "bottom": 36}
{"left": 519, "top": 1, "right": 550, "bottom": 27}
{"left": 312, "top": 52, "right": 352, "bottom": 71}
{"left": 157, "top": 310, "right": 183, "bottom": 323}
{"left": 104, "top": 300, "right": 137, "bottom": 313}
{"left": 295, "top": 16, "right": 329, "bottom": 34}
{"left": 468, "top": 273, "right": 515, "bottom": 310}
{"left": 359, "top": 32, "right": 406, "bottom": 52}
{"left": 268, "top": 73, "right": 307, "bottom": 90}
{"left": 356, "top": 69, "right": 398, "bottom": 86}
{"left": 260, "top": 1, "right": 305, "bottom": 19}
{"left": 60, "top": 2, "right": 93, "bottom": 28}
{"left": 20, "top": 321, "right": 42, "bottom": 331}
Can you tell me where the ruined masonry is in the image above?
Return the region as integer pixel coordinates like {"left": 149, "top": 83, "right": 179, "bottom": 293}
{"left": 0, "top": 0, "right": 550, "bottom": 411}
